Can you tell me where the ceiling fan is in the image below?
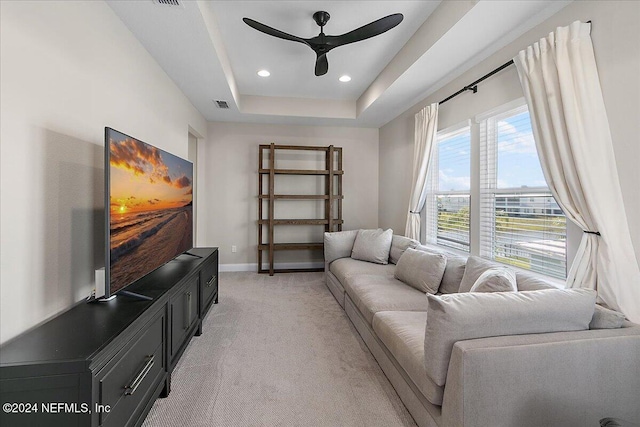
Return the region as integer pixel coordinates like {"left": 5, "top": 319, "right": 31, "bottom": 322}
{"left": 243, "top": 11, "right": 404, "bottom": 76}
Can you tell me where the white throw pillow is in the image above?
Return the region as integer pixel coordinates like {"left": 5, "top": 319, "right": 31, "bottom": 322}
{"left": 351, "top": 228, "right": 393, "bottom": 265}
{"left": 470, "top": 267, "right": 517, "bottom": 293}
{"left": 394, "top": 248, "right": 447, "bottom": 294}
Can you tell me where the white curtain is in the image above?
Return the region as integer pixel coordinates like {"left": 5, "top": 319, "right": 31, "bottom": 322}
{"left": 514, "top": 21, "right": 640, "bottom": 322}
{"left": 405, "top": 103, "right": 438, "bottom": 240}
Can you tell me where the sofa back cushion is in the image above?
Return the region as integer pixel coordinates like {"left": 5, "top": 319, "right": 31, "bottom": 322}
{"left": 324, "top": 230, "right": 359, "bottom": 264}
{"left": 439, "top": 255, "right": 466, "bottom": 294}
{"left": 515, "top": 271, "right": 558, "bottom": 291}
{"left": 423, "top": 288, "right": 596, "bottom": 386}
{"left": 415, "top": 245, "right": 466, "bottom": 294}
{"left": 590, "top": 304, "right": 626, "bottom": 329}
{"left": 351, "top": 228, "right": 393, "bottom": 265}
{"left": 394, "top": 248, "right": 447, "bottom": 294}
{"left": 389, "top": 235, "right": 420, "bottom": 264}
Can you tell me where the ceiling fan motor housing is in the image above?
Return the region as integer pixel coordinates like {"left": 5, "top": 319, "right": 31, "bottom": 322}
{"left": 312, "top": 11, "right": 330, "bottom": 28}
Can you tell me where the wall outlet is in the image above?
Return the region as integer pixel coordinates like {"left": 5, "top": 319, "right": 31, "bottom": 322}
{"left": 231, "top": 245, "right": 237, "bottom": 253}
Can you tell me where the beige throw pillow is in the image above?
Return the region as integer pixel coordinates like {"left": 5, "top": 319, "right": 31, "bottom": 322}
{"left": 415, "top": 245, "right": 466, "bottom": 294}
{"left": 324, "top": 230, "right": 359, "bottom": 264}
{"left": 470, "top": 267, "right": 517, "bottom": 293}
{"left": 394, "top": 248, "right": 447, "bottom": 294}
{"left": 351, "top": 228, "right": 393, "bottom": 265}
{"left": 458, "top": 256, "right": 497, "bottom": 293}
{"left": 389, "top": 235, "right": 420, "bottom": 264}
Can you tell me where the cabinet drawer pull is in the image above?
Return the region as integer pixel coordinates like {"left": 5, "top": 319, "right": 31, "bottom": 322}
{"left": 184, "top": 292, "right": 192, "bottom": 330}
{"left": 206, "top": 275, "right": 216, "bottom": 287}
{"left": 124, "top": 355, "right": 155, "bottom": 396}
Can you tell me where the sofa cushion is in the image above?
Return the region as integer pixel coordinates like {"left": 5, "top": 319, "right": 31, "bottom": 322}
{"left": 590, "top": 304, "right": 625, "bottom": 329}
{"left": 372, "top": 311, "right": 444, "bottom": 406}
{"left": 329, "top": 257, "right": 395, "bottom": 285}
{"left": 351, "top": 228, "right": 393, "bottom": 264}
{"left": 324, "top": 230, "right": 358, "bottom": 264}
{"left": 394, "top": 249, "right": 446, "bottom": 294}
{"left": 416, "top": 245, "right": 466, "bottom": 294}
{"left": 389, "top": 235, "right": 420, "bottom": 264}
{"left": 469, "top": 267, "right": 517, "bottom": 293}
{"left": 424, "top": 288, "right": 597, "bottom": 386}
{"left": 343, "top": 275, "right": 429, "bottom": 325}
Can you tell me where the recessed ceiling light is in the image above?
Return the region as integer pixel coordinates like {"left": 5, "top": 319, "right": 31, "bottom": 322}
{"left": 257, "top": 69, "right": 271, "bottom": 77}
{"left": 339, "top": 75, "right": 351, "bottom": 82}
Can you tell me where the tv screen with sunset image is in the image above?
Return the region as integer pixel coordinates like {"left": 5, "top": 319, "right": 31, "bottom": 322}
{"left": 106, "top": 128, "right": 193, "bottom": 295}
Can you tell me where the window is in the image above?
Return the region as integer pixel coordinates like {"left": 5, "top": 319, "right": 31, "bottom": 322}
{"left": 479, "top": 104, "right": 567, "bottom": 279}
{"left": 425, "top": 124, "right": 471, "bottom": 252}
{"left": 421, "top": 100, "right": 567, "bottom": 280}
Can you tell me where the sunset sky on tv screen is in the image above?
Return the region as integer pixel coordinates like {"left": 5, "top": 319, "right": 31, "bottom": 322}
{"left": 109, "top": 132, "right": 192, "bottom": 214}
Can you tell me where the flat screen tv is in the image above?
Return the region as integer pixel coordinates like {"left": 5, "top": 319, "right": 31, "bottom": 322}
{"left": 105, "top": 127, "right": 193, "bottom": 298}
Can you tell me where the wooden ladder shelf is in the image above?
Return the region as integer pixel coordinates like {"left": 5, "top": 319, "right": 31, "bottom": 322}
{"left": 258, "top": 144, "right": 343, "bottom": 275}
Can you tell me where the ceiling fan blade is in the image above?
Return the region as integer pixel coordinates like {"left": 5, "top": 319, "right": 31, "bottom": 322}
{"left": 325, "top": 13, "right": 403, "bottom": 47}
{"left": 243, "top": 18, "right": 309, "bottom": 46}
{"left": 315, "top": 53, "right": 328, "bottom": 76}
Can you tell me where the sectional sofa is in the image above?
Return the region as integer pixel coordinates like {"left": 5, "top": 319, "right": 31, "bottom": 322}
{"left": 323, "top": 229, "right": 640, "bottom": 427}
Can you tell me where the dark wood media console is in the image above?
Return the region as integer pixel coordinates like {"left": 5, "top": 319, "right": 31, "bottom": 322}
{"left": 0, "top": 247, "right": 218, "bottom": 427}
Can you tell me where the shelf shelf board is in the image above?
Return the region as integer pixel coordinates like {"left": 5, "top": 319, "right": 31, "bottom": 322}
{"left": 257, "top": 219, "right": 344, "bottom": 225}
{"left": 259, "top": 144, "right": 341, "bottom": 152}
{"left": 258, "top": 169, "right": 344, "bottom": 175}
{"left": 258, "top": 243, "right": 323, "bottom": 251}
{"left": 258, "top": 194, "right": 344, "bottom": 200}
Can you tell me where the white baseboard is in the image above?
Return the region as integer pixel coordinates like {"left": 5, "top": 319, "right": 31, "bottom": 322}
{"left": 219, "top": 263, "right": 257, "bottom": 272}
{"left": 220, "top": 262, "right": 324, "bottom": 272}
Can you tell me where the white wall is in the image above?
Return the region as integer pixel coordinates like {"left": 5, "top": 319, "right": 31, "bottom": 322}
{"left": 199, "top": 122, "right": 378, "bottom": 270}
{"left": 0, "top": 1, "right": 207, "bottom": 344}
{"left": 379, "top": 0, "right": 640, "bottom": 266}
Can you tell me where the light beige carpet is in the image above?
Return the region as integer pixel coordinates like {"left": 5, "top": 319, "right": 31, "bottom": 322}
{"left": 143, "top": 272, "right": 416, "bottom": 427}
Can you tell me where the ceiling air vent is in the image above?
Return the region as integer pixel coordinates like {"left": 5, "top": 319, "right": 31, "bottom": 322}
{"left": 214, "top": 100, "right": 230, "bottom": 109}
{"left": 152, "top": 0, "right": 184, "bottom": 8}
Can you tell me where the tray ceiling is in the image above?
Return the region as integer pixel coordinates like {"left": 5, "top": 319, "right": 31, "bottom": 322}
{"left": 107, "top": 0, "right": 571, "bottom": 127}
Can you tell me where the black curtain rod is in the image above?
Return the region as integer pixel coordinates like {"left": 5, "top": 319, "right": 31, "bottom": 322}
{"left": 438, "top": 20, "right": 592, "bottom": 106}
{"left": 439, "top": 60, "right": 514, "bottom": 105}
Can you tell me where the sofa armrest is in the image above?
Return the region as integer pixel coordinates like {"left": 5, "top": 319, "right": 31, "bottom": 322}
{"left": 324, "top": 230, "right": 358, "bottom": 264}
{"left": 441, "top": 326, "right": 640, "bottom": 427}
